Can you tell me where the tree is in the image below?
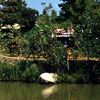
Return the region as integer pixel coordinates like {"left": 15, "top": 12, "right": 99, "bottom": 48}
{"left": 58, "top": 0, "right": 100, "bottom": 58}
{"left": 38, "top": 3, "right": 57, "bottom": 26}
{"left": 51, "top": 9, "right": 57, "bottom": 23}
{"left": 72, "top": 10, "right": 100, "bottom": 58}
{"left": 59, "top": 0, "right": 100, "bottom": 23}
{"left": 41, "top": 2, "right": 46, "bottom": 10}
{"left": 0, "top": 0, "right": 38, "bottom": 32}
{"left": 25, "top": 23, "right": 67, "bottom": 72}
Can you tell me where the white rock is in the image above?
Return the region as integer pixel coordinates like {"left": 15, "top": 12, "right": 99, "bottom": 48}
{"left": 39, "top": 73, "right": 58, "bottom": 83}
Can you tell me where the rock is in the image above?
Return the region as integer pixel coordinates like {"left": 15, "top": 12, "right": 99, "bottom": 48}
{"left": 39, "top": 73, "right": 58, "bottom": 83}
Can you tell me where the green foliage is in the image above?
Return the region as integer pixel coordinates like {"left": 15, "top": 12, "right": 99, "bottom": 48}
{"left": 0, "top": 61, "right": 21, "bottom": 81}
{"left": 38, "top": 3, "right": 57, "bottom": 25}
{"left": 0, "top": 60, "right": 42, "bottom": 82}
{"left": 57, "top": 73, "right": 85, "bottom": 83}
{"left": 0, "top": 0, "right": 100, "bottom": 84}
{"left": 57, "top": 73, "right": 69, "bottom": 83}
{"left": 0, "top": 0, "right": 38, "bottom": 32}
{"left": 0, "top": 27, "right": 31, "bottom": 56}
{"left": 72, "top": 73, "right": 89, "bottom": 83}
{"left": 92, "top": 62, "right": 100, "bottom": 83}
{"left": 72, "top": 10, "right": 100, "bottom": 58}
{"left": 27, "top": 23, "right": 67, "bottom": 72}
{"left": 0, "top": 28, "right": 18, "bottom": 55}
{"left": 0, "top": 60, "right": 100, "bottom": 83}
{"left": 59, "top": 0, "right": 100, "bottom": 23}
{"left": 22, "top": 64, "right": 40, "bottom": 82}
{"left": 0, "top": 21, "right": 67, "bottom": 73}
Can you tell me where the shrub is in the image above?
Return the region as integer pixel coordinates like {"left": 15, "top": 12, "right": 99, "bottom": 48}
{"left": 22, "top": 64, "right": 41, "bottom": 82}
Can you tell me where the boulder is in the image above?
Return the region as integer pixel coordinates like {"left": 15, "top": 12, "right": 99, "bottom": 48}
{"left": 39, "top": 73, "right": 58, "bottom": 83}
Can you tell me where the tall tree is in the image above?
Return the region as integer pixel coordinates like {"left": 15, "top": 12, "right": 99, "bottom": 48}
{"left": 58, "top": 0, "right": 100, "bottom": 59}
{"left": 72, "top": 10, "right": 100, "bottom": 58}
{"left": 38, "top": 3, "right": 57, "bottom": 25}
{"left": 59, "top": 0, "right": 100, "bottom": 23}
{"left": 0, "top": 0, "right": 38, "bottom": 31}
{"left": 26, "top": 23, "right": 67, "bottom": 72}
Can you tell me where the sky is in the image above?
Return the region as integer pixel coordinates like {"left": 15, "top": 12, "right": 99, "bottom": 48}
{"left": 25, "top": 0, "right": 62, "bottom": 15}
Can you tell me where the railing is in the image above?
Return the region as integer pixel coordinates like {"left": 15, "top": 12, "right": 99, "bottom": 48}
{"left": 0, "top": 53, "right": 99, "bottom": 61}
{"left": 52, "top": 32, "right": 73, "bottom": 38}
{"left": 56, "top": 34, "right": 71, "bottom": 37}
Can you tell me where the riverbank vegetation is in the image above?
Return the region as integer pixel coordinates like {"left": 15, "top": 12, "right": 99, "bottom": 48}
{"left": 0, "top": 0, "right": 100, "bottom": 83}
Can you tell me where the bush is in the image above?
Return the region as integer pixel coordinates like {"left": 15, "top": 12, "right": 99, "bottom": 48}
{"left": 22, "top": 64, "right": 41, "bottom": 82}
{"left": 57, "top": 73, "right": 76, "bottom": 83}
{"left": 57, "top": 72, "right": 89, "bottom": 83}
{"left": 0, "top": 61, "right": 43, "bottom": 82}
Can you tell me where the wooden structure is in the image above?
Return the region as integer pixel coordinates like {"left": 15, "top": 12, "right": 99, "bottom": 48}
{"left": 55, "top": 33, "right": 72, "bottom": 48}
{"left": 0, "top": 53, "right": 99, "bottom": 61}
{"left": 56, "top": 34, "right": 71, "bottom": 38}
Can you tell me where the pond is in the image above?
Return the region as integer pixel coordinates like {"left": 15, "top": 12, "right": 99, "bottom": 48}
{"left": 0, "top": 82, "right": 100, "bottom": 100}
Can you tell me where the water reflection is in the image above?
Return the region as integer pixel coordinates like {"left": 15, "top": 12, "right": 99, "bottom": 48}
{"left": 41, "top": 85, "right": 57, "bottom": 98}
{"left": 0, "top": 82, "right": 100, "bottom": 100}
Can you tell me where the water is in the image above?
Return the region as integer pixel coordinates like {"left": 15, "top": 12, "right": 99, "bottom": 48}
{"left": 0, "top": 82, "right": 100, "bottom": 100}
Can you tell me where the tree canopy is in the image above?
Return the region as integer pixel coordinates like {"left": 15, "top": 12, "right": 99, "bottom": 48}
{"left": 57, "top": 0, "right": 100, "bottom": 58}
{"left": 0, "top": 0, "right": 38, "bottom": 31}
{"left": 0, "top": 1, "right": 100, "bottom": 83}
{"left": 59, "top": 0, "right": 100, "bottom": 23}
{"left": 72, "top": 10, "right": 100, "bottom": 58}
{"left": 37, "top": 3, "right": 57, "bottom": 26}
